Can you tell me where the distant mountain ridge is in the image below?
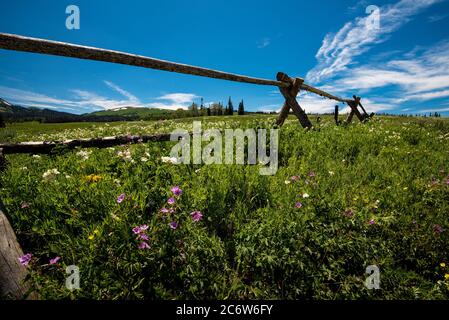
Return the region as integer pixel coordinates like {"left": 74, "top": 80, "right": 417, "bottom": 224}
{"left": 0, "top": 98, "right": 176, "bottom": 123}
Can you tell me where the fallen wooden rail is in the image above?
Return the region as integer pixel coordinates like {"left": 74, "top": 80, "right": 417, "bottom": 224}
{"left": 0, "top": 134, "right": 171, "bottom": 155}
{"left": 0, "top": 33, "right": 370, "bottom": 128}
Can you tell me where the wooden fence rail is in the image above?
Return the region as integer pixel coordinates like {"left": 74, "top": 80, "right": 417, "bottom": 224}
{"left": 0, "top": 33, "right": 370, "bottom": 128}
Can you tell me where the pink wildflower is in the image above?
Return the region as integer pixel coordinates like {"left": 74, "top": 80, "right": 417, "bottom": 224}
{"left": 19, "top": 253, "right": 32, "bottom": 266}
{"left": 49, "top": 256, "right": 61, "bottom": 265}
{"left": 190, "top": 211, "right": 203, "bottom": 222}
{"left": 117, "top": 193, "right": 126, "bottom": 204}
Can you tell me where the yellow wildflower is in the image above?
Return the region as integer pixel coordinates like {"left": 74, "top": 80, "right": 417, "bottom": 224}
{"left": 444, "top": 274, "right": 449, "bottom": 281}
{"left": 88, "top": 234, "right": 94, "bottom": 240}
{"left": 441, "top": 263, "right": 446, "bottom": 268}
{"left": 85, "top": 174, "right": 102, "bottom": 183}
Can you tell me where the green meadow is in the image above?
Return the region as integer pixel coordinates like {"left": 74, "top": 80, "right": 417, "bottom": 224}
{"left": 1, "top": 115, "right": 448, "bottom": 299}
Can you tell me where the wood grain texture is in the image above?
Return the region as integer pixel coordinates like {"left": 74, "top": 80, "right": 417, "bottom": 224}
{"left": 0, "top": 202, "right": 33, "bottom": 299}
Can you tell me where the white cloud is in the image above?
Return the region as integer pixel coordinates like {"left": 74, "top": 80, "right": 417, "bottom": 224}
{"left": 157, "top": 93, "right": 197, "bottom": 104}
{"left": 257, "top": 38, "right": 271, "bottom": 49}
{"left": 427, "top": 13, "right": 448, "bottom": 22}
{"left": 103, "top": 80, "right": 140, "bottom": 103}
{"left": 306, "top": 0, "right": 441, "bottom": 84}
{"left": 328, "top": 41, "right": 449, "bottom": 100}
{"left": 149, "top": 93, "right": 198, "bottom": 110}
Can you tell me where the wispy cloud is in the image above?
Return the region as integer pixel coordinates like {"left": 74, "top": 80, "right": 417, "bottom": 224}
{"left": 427, "top": 13, "right": 448, "bottom": 22}
{"left": 257, "top": 38, "right": 271, "bottom": 49}
{"left": 306, "top": 0, "right": 441, "bottom": 84}
{"left": 0, "top": 81, "right": 198, "bottom": 113}
{"left": 148, "top": 93, "right": 198, "bottom": 110}
{"left": 103, "top": 80, "right": 140, "bottom": 103}
{"left": 329, "top": 41, "right": 449, "bottom": 100}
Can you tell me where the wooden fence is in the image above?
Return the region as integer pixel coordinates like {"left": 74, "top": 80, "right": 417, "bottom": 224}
{"left": 0, "top": 33, "right": 372, "bottom": 298}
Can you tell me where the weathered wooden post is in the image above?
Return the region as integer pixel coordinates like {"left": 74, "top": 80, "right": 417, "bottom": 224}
{"left": 334, "top": 105, "right": 341, "bottom": 125}
{"left": 275, "top": 72, "right": 313, "bottom": 129}
{"left": 0, "top": 201, "right": 35, "bottom": 299}
{"left": 345, "top": 96, "right": 365, "bottom": 124}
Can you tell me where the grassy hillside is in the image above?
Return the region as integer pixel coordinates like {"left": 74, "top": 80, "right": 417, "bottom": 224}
{"left": 1, "top": 115, "right": 449, "bottom": 299}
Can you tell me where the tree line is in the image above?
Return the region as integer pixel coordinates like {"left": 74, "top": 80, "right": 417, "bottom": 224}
{"left": 187, "top": 97, "right": 245, "bottom": 117}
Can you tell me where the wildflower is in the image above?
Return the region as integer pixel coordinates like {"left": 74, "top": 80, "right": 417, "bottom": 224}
{"left": 169, "top": 221, "right": 179, "bottom": 230}
{"left": 140, "top": 157, "right": 149, "bottom": 162}
{"left": 190, "top": 211, "right": 203, "bottom": 222}
{"left": 433, "top": 224, "right": 444, "bottom": 234}
{"left": 284, "top": 180, "right": 291, "bottom": 185}
{"left": 344, "top": 210, "right": 354, "bottom": 218}
{"left": 140, "top": 234, "right": 149, "bottom": 241}
{"left": 302, "top": 193, "right": 310, "bottom": 198}
{"left": 138, "top": 242, "right": 150, "bottom": 250}
{"left": 76, "top": 150, "right": 91, "bottom": 160}
{"left": 161, "top": 156, "right": 179, "bottom": 164}
{"left": 160, "top": 207, "right": 174, "bottom": 214}
{"left": 132, "top": 226, "right": 141, "bottom": 234}
{"left": 19, "top": 253, "right": 32, "bottom": 266}
{"left": 32, "top": 155, "right": 41, "bottom": 159}
{"left": 139, "top": 224, "right": 149, "bottom": 231}
{"left": 42, "top": 168, "right": 60, "bottom": 181}
{"left": 328, "top": 171, "right": 335, "bottom": 176}
{"left": 21, "top": 202, "right": 30, "bottom": 209}
{"left": 291, "top": 175, "right": 299, "bottom": 181}
{"left": 171, "top": 186, "right": 182, "bottom": 197}
{"left": 295, "top": 202, "right": 303, "bottom": 209}
{"left": 445, "top": 274, "right": 449, "bottom": 281}
{"left": 308, "top": 171, "right": 316, "bottom": 177}
{"left": 368, "top": 219, "right": 376, "bottom": 225}
{"left": 49, "top": 256, "right": 61, "bottom": 265}
{"left": 85, "top": 174, "right": 102, "bottom": 183}
{"left": 88, "top": 234, "right": 94, "bottom": 240}
{"left": 117, "top": 193, "right": 126, "bottom": 204}
{"left": 440, "top": 263, "right": 446, "bottom": 268}
{"left": 167, "top": 197, "right": 175, "bottom": 205}
{"left": 117, "top": 149, "right": 133, "bottom": 162}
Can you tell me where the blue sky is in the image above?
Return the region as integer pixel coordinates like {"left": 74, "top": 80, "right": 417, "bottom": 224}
{"left": 1, "top": 0, "right": 449, "bottom": 115}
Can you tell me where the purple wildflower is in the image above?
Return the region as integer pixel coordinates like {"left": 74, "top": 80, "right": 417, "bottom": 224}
{"left": 160, "top": 207, "right": 174, "bottom": 214}
{"left": 132, "top": 226, "right": 141, "bottom": 234}
{"left": 138, "top": 242, "right": 150, "bottom": 250}
{"left": 49, "top": 256, "right": 61, "bottom": 265}
{"left": 167, "top": 197, "right": 176, "bottom": 205}
{"left": 171, "top": 186, "right": 182, "bottom": 197}
{"left": 295, "top": 202, "right": 303, "bottom": 209}
{"left": 291, "top": 175, "right": 299, "bottom": 182}
{"left": 140, "top": 234, "right": 149, "bottom": 241}
{"left": 434, "top": 224, "right": 444, "bottom": 234}
{"left": 190, "top": 211, "right": 203, "bottom": 222}
{"left": 368, "top": 219, "right": 376, "bottom": 225}
{"left": 117, "top": 193, "right": 126, "bottom": 204}
{"left": 308, "top": 171, "right": 316, "bottom": 177}
{"left": 169, "top": 221, "right": 179, "bottom": 230}
{"left": 19, "top": 253, "right": 32, "bottom": 266}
